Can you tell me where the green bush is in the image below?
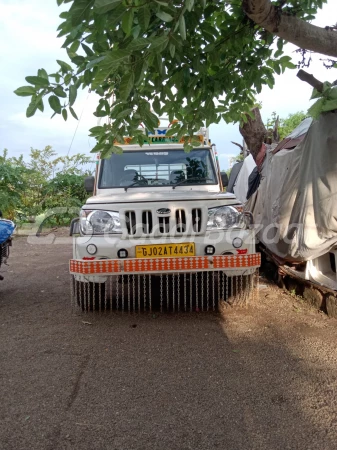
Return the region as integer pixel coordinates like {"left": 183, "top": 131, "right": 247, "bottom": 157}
{"left": 0, "top": 147, "right": 93, "bottom": 225}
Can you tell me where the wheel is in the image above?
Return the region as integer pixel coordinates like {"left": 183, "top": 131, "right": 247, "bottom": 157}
{"left": 74, "top": 280, "right": 106, "bottom": 311}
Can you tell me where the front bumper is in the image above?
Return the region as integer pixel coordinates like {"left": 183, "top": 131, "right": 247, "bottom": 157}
{"left": 71, "top": 230, "right": 260, "bottom": 282}
{"left": 73, "top": 229, "right": 256, "bottom": 260}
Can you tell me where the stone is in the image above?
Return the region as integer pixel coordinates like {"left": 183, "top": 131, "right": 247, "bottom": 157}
{"left": 326, "top": 294, "right": 337, "bottom": 319}
{"left": 303, "top": 287, "right": 323, "bottom": 310}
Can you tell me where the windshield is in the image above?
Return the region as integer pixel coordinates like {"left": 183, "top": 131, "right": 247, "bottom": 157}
{"left": 99, "top": 149, "right": 217, "bottom": 189}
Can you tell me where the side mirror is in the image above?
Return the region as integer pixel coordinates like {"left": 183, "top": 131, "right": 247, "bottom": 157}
{"left": 84, "top": 176, "right": 95, "bottom": 193}
{"left": 220, "top": 172, "right": 229, "bottom": 188}
{"left": 70, "top": 218, "right": 80, "bottom": 236}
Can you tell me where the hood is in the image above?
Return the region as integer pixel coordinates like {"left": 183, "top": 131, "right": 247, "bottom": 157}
{"left": 86, "top": 190, "right": 237, "bottom": 205}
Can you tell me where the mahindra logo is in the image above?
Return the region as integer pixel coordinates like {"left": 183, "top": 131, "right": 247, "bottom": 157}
{"left": 156, "top": 208, "right": 171, "bottom": 215}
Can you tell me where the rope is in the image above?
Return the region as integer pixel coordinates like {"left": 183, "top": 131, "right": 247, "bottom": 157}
{"left": 66, "top": 90, "right": 91, "bottom": 158}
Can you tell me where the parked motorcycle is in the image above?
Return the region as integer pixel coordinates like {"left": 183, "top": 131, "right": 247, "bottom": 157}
{"left": 0, "top": 211, "right": 15, "bottom": 280}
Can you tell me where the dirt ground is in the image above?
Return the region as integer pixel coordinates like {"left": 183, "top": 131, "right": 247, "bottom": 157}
{"left": 1, "top": 235, "right": 337, "bottom": 450}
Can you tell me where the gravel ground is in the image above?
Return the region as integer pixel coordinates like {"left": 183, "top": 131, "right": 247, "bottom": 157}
{"left": 1, "top": 235, "right": 337, "bottom": 450}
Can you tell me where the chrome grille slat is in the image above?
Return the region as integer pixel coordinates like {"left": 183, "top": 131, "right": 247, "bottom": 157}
{"left": 142, "top": 210, "right": 153, "bottom": 234}
{"left": 175, "top": 209, "right": 186, "bottom": 233}
{"left": 192, "top": 208, "right": 202, "bottom": 232}
{"left": 125, "top": 211, "right": 136, "bottom": 235}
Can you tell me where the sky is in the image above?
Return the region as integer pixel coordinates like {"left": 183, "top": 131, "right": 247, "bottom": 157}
{"left": 0, "top": 0, "right": 336, "bottom": 171}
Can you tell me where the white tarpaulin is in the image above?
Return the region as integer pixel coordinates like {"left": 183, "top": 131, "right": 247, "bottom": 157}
{"left": 233, "top": 154, "right": 256, "bottom": 203}
{"left": 246, "top": 112, "right": 337, "bottom": 263}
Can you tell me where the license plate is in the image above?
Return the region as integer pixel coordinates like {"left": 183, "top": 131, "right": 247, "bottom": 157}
{"left": 136, "top": 243, "right": 195, "bottom": 258}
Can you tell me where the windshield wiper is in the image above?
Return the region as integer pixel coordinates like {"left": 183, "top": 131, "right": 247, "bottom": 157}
{"left": 172, "top": 177, "right": 214, "bottom": 189}
{"left": 124, "top": 180, "right": 148, "bottom": 192}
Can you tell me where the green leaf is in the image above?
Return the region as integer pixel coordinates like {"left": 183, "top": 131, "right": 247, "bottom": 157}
{"left": 119, "top": 72, "right": 135, "bottom": 101}
{"left": 122, "top": 9, "right": 134, "bottom": 35}
{"left": 169, "top": 43, "right": 175, "bottom": 58}
{"left": 89, "top": 126, "right": 104, "bottom": 135}
{"left": 94, "top": 0, "right": 121, "bottom": 14}
{"left": 179, "top": 15, "right": 186, "bottom": 40}
{"left": 62, "top": 108, "right": 68, "bottom": 121}
{"left": 127, "top": 38, "right": 151, "bottom": 52}
{"left": 36, "top": 99, "right": 44, "bottom": 112}
{"left": 56, "top": 59, "right": 72, "bottom": 72}
{"left": 14, "top": 86, "right": 36, "bottom": 97}
{"left": 69, "top": 0, "right": 95, "bottom": 26}
{"left": 69, "top": 106, "right": 79, "bottom": 120}
{"left": 183, "top": 142, "right": 193, "bottom": 153}
{"left": 99, "top": 50, "right": 130, "bottom": 69}
{"left": 186, "top": 0, "right": 194, "bottom": 11}
{"left": 152, "top": 97, "right": 161, "bottom": 115}
{"left": 84, "top": 69, "right": 94, "bottom": 85}
{"left": 138, "top": 5, "right": 150, "bottom": 31}
{"left": 140, "top": 107, "right": 158, "bottom": 131}
{"left": 54, "top": 86, "right": 67, "bottom": 98}
{"left": 26, "top": 100, "right": 38, "bottom": 118}
{"left": 115, "top": 108, "right": 133, "bottom": 119}
{"left": 165, "top": 124, "right": 180, "bottom": 137}
{"left": 38, "top": 69, "right": 49, "bottom": 80}
{"left": 137, "top": 134, "right": 144, "bottom": 146}
{"left": 81, "top": 43, "right": 94, "bottom": 57}
{"left": 49, "top": 95, "right": 62, "bottom": 114}
{"left": 106, "top": 4, "right": 125, "bottom": 27}
{"left": 149, "top": 35, "right": 169, "bottom": 52}
{"left": 70, "top": 40, "right": 80, "bottom": 53}
{"left": 25, "top": 76, "right": 50, "bottom": 87}
{"left": 100, "top": 146, "right": 113, "bottom": 159}
{"left": 86, "top": 56, "right": 105, "bottom": 70}
{"left": 134, "top": 60, "right": 148, "bottom": 85}
{"left": 69, "top": 85, "right": 77, "bottom": 106}
{"left": 156, "top": 11, "right": 173, "bottom": 22}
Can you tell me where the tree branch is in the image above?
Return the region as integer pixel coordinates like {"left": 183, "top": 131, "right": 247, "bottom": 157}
{"left": 231, "top": 141, "right": 244, "bottom": 151}
{"left": 297, "top": 69, "right": 324, "bottom": 92}
{"left": 242, "top": 0, "right": 337, "bottom": 58}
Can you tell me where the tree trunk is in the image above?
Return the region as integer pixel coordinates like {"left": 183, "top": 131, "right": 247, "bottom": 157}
{"left": 239, "top": 107, "right": 267, "bottom": 161}
{"left": 242, "top": 0, "right": 337, "bottom": 58}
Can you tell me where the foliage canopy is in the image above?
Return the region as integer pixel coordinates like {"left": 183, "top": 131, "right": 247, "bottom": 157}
{"left": 15, "top": 0, "right": 329, "bottom": 156}
{"left": 0, "top": 147, "right": 91, "bottom": 222}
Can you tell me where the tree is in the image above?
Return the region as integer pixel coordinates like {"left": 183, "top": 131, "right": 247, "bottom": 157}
{"left": 266, "top": 110, "right": 307, "bottom": 141}
{"left": 0, "top": 150, "right": 27, "bottom": 220}
{"left": 0, "top": 147, "right": 92, "bottom": 221}
{"left": 15, "top": 0, "right": 335, "bottom": 156}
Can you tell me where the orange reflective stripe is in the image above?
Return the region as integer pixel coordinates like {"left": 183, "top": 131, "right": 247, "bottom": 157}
{"left": 69, "top": 254, "right": 261, "bottom": 275}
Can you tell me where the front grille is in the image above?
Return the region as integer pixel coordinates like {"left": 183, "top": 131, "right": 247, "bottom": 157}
{"left": 192, "top": 208, "right": 202, "bottom": 232}
{"left": 175, "top": 209, "right": 186, "bottom": 233}
{"left": 123, "top": 207, "right": 203, "bottom": 236}
{"left": 125, "top": 211, "right": 136, "bottom": 235}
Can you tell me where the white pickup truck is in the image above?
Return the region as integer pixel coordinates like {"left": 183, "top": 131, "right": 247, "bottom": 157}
{"left": 70, "top": 128, "right": 260, "bottom": 312}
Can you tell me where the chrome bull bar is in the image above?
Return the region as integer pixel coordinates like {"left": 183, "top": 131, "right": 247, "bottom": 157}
{"left": 70, "top": 254, "right": 261, "bottom": 313}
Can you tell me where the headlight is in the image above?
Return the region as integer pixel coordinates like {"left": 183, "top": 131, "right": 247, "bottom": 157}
{"left": 80, "top": 210, "right": 121, "bottom": 235}
{"left": 207, "top": 206, "right": 247, "bottom": 230}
